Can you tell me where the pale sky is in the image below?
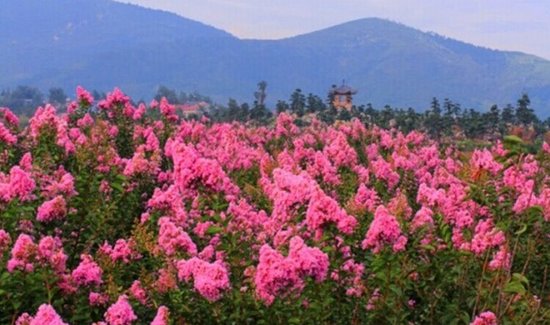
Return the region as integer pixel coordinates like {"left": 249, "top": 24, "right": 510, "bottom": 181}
{"left": 116, "top": 0, "right": 550, "bottom": 60}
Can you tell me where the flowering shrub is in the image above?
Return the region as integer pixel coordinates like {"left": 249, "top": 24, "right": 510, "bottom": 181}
{"left": 0, "top": 89, "right": 549, "bottom": 324}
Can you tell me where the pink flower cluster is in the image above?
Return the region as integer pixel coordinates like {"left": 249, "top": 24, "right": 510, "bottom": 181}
{"left": 76, "top": 85, "right": 94, "bottom": 106}
{"left": 16, "top": 304, "right": 68, "bottom": 325}
{"left": 471, "top": 311, "right": 498, "bottom": 325}
{"left": 255, "top": 236, "right": 329, "bottom": 305}
{"left": 157, "top": 216, "right": 197, "bottom": 256}
{"left": 36, "top": 195, "right": 67, "bottom": 222}
{"left": 71, "top": 254, "right": 103, "bottom": 286}
{"left": 362, "top": 205, "right": 408, "bottom": 253}
{"left": 166, "top": 140, "right": 239, "bottom": 200}
{"left": 104, "top": 295, "right": 137, "bottom": 325}
{"left": 0, "top": 166, "right": 36, "bottom": 202}
{"left": 100, "top": 239, "right": 141, "bottom": 263}
{"left": 28, "top": 104, "right": 74, "bottom": 154}
{"left": 176, "top": 257, "right": 230, "bottom": 302}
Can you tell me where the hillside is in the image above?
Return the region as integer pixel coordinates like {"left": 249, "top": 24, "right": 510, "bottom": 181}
{"left": 2, "top": 0, "right": 550, "bottom": 115}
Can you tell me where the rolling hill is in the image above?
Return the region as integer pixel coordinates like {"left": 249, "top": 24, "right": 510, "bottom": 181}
{"left": 2, "top": 0, "right": 550, "bottom": 115}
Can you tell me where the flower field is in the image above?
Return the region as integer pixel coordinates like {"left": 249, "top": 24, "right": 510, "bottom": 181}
{"left": 0, "top": 87, "right": 549, "bottom": 324}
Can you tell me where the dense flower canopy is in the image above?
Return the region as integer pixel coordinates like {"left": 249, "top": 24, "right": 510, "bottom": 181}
{"left": 0, "top": 88, "right": 548, "bottom": 324}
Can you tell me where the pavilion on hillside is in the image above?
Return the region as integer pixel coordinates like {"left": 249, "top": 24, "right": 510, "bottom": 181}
{"left": 329, "top": 81, "right": 357, "bottom": 110}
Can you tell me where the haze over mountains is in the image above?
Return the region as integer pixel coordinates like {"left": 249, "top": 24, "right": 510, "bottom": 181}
{"left": 2, "top": 0, "right": 550, "bottom": 115}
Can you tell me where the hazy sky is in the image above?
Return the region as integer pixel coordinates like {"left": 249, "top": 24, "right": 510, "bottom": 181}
{"left": 117, "top": 0, "right": 550, "bottom": 59}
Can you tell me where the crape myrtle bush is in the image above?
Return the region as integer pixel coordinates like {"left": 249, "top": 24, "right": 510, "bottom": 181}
{"left": 0, "top": 87, "right": 548, "bottom": 325}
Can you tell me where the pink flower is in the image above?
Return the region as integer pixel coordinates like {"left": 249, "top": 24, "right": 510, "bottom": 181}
{"left": 7, "top": 234, "right": 36, "bottom": 273}
{"left": 1, "top": 166, "right": 36, "bottom": 202}
{"left": 371, "top": 158, "right": 400, "bottom": 189}
{"left": 306, "top": 191, "right": 357, "bottom": 235}
{"left": 366, "top": 288, "right": 381, "bottom": 310}
{"left": 72, "top": 254, "right": 103, "bottom": 286}
{"left": 488, "top": 246, "right": 511, "bottom": 271}
{"left": 354, "top": 183, "right": 380, "bottom": 212}
{"left": 151, "top": 306, "right": 170, "bottom": 325}
{"left": 322, "top": 130, "right": 358, "bottom": 168}
{"left": 98, "top": 88, "right": 130, "bottom": 111}
{"left": 176, "top": 257, "right": 230, "bottom": 302}
{"left": 193, "top": 221, "right": 214, "bottom": 238}
{"left": 100, "top": 239, "right": 140, "bottom": 263}
{"left": 104, "top": 295, "right": 137, "bottom": 325}
{"left": 254, "top": 237, "right": 329, "bottom": 305}
{"left": 129, "top": 280, "right": 147, "bottom": 305}
{"left": 287, "top": 236, "right": 329, "bottom": 282}
{"left": 19, "top": 153, "right": 33, "bottom": 171}
{"left": 89, "top": 292, "right": 109, "bottom": 306}
{"left": 42, "top": 168, "right": 77, "bottom": 198}
{"left": 76, "top": 86, "right": 94, "bottom": 105}
{"left": 28, "top": 104, "right": 74, "bottom": 154}
{"left": 37, "top": 196, "right": 67, "bottom": 222}
{"left": 167, "top": 140, "right": 239, "bottom": 200}
{"left": 275, "top": 112, "right": 299, "bottom": 137}
{"left": 0, "top": 229, "right": 11, "bottom": 253}
{"left": 157, "top": 217, "right": 197, "bottom": 256}
{"left": 154, "top": 268, "right": 177, "bottom": 293}
{"left": 37, "top": 236, "right": 67, "bottom": 273}
{"left": 469, "top": 219, "right": 505, "bottom": 255}
{"left": 362, "top": 205, "right": 408, "bottom": 253}
{"left": 77, "top": 113, "right": 94, "bottom": 128}
{"left": 159, "top": 97, "right": 178, "bottom": 121}
{"left": 0, "top": 121, "right": 17, "bottom": 144}
{"left": 471, "top": 149, "right": 502, "bottom": 175}
{"left": 24, "top": 304, "right": 68, "bottom": 325}
{"left": 410, "top": 206, "right": 434, "bottom": 232}
{"left": 15, "top": 313, "right": 33, "bottom": 325}
{"left": 471, "top": 311, "right": 497, "bottom": 325}
{"left": 1, "top": 107, "right": 19, "bottom": 126}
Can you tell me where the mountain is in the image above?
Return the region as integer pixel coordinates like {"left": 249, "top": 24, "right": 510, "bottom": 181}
{"left": 2, "top": 0, "right": 550, "bottom": 115}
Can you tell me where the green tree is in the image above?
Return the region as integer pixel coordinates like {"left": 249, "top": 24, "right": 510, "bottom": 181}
{"left": 515, "top": 93, "right": 537, "bottom": 126}
{"left": 306, "top": 93, "right": 325, "bottom": 114}
{"left": 484, "top": 104, "right": 500, "bottom": 136}
{"left": 425, "top": 97, "right": 443, "bottom": 138}
{"left": 154, "top": 86, "right": 179, "bottom": 104}
{"left": 0, "top": 85, "right": 44, "bottom": 115}
{"left": 442, "top": 98, "right": 460, "bottom": 135}
{"left": 48, "top": 87, "right": 67, "bottom": 107}
{"left": 227, "top": 98, "right": 242, "bottom": 122}
{"left": 276, "top": 100, "right": 289, "bottom": 114}
{"left": 290, "top": 88, "right": 306, "bottom": 117}
{"left": 254, "top": 81, "right": 267, "bottom": 107}
{"left": 250, "top": 82, "right": 271, "bottom": 124}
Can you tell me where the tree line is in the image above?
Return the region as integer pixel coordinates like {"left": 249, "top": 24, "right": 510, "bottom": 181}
{"left": 1, "top": 83, "right": 548, "bottom": 141}
{"left": 207, "top": 82, "right": 547, "bottom": 141}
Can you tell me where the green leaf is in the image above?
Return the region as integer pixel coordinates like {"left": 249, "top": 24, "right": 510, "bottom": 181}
{"left": 503, "top": 135, "right": 524, "bottom": 146}
{"left": 515, "top": 224, "right": 528, "bottom": 235}
{"left": 504, "top": 280, "right": 526, "bottom": 295}
{"left": 206, "top": 226, "right": 223, "bottom": 235}
{"left": 460, "top": 311, "right": 471, "bottom": 324}
{"left": 512, "top": 273, "right": 529, "bottom": 285}
{"left": 111, "top": 181, "right": 124, "bottom": 193}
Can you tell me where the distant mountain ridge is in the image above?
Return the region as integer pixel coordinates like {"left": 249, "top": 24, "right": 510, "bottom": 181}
{"left": 2, "top": 0, "right": 550, "bottom": 115}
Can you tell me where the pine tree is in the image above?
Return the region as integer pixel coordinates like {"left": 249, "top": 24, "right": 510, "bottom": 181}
{"left": 48, "top": 87, "right": 67, "bottom": 107}
{"left": 425, "top": 97, "right": 443, "bottom": 138}
{"left": 290, "top": 89, "right": 306, "bottom": 117}
{"left": 485, "top": 104, "right": 500, "bottom": 136}
{"left": 276, "top": 100, "right": 289, "bottom": 114}
{"left": 515, "top": 93, "right": 537, "bottom": 126}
